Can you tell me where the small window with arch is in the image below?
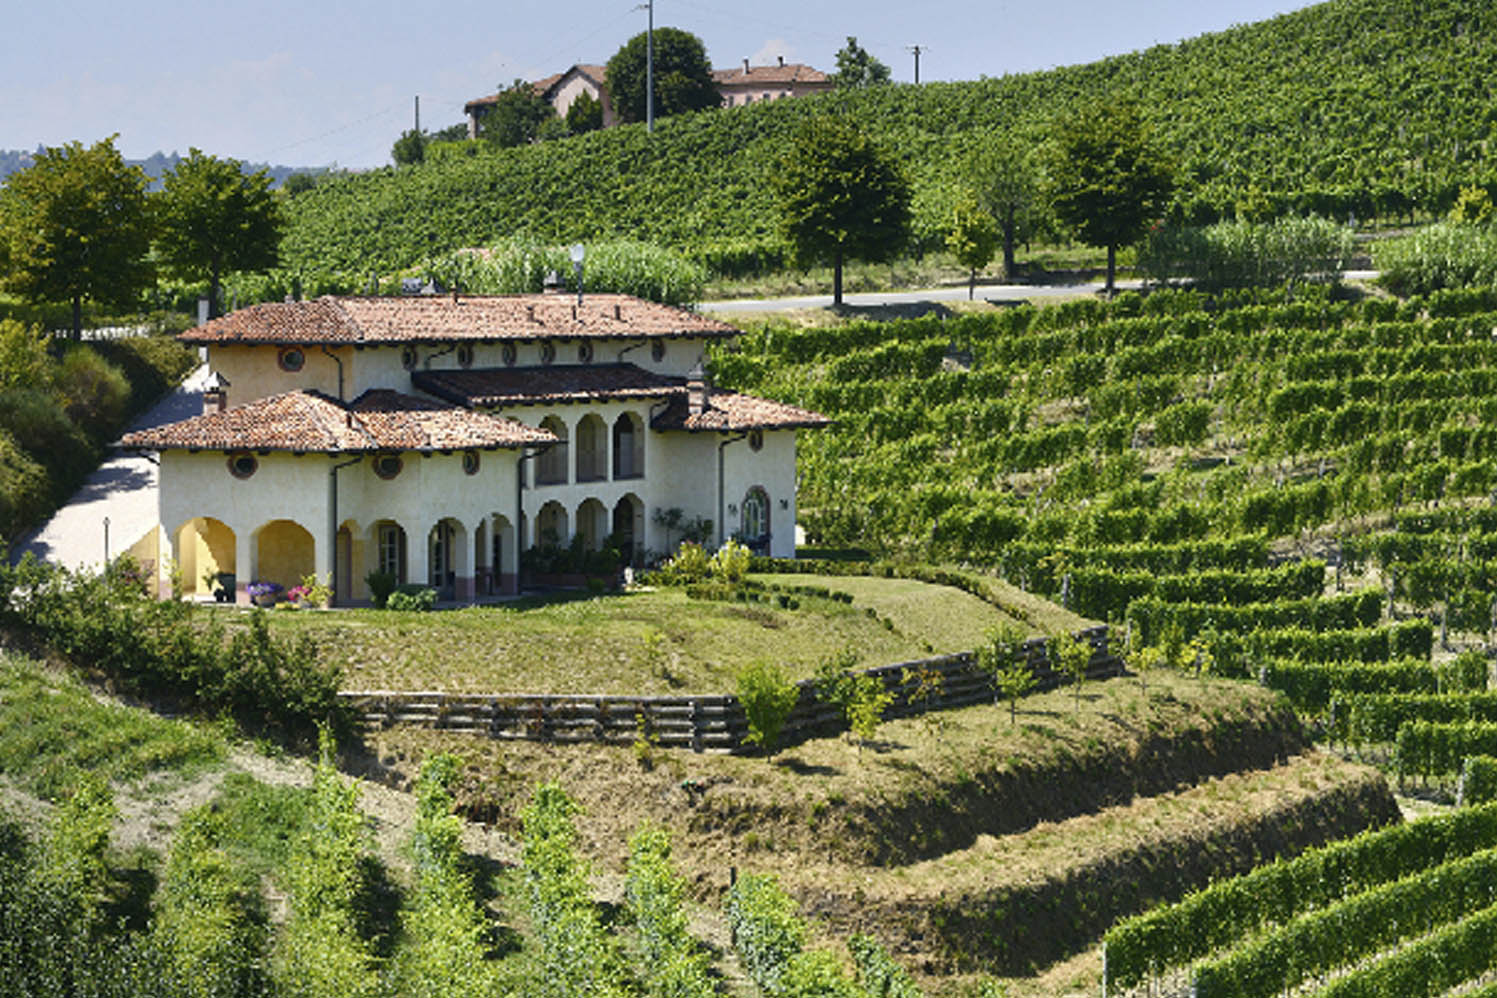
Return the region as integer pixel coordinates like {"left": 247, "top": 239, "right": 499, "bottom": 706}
{"left": 502, "top": 342, "right": 518, "bottom": 366}
{"left": 457, "top": 343, "right": 474, "bottom": 368}
{"left": 227, "top": 453, "right": 259, "bottom": 479}
{"left": 540, "top": 341, "right": 556, "bottom": 365}
{"left": 748, "top": 429, "right": 765, "bottom": 452}
{"left": 278, "top": 347, "right": 305, "bottom": 372}
{"left": 651, "top": 340, "right": 666, "bottom": 363}
{"left": 462, "top": 449, "right": 480, "bottom": 475}
{"left": 374, "top": 454, "right": 403, "bottom": 480}
{"left": 577, "top": 341, "right": 594, "bottom": 363}
{"left": 400, "top": 345, "right": 418, "bottom": 371}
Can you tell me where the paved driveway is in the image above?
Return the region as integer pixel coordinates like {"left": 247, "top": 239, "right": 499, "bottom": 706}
{"left": 16, "top": 362, "right": 210, "bottom": 571}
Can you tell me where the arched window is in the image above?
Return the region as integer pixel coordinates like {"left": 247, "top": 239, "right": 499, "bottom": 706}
{"left": 575, "top": 413, "right": 607, "bottom": 482}
{"left": 741, "top": 487, "right": 770, "bottom": 550}
{"left": 536, "top": 417, "right": 569, "bottom": 485}
{"left": 612, "top": 412, "right": 644, "bottom": 479}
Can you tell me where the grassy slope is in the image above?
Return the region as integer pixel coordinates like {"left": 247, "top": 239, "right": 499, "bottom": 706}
{"left": 241, "top": 575, "right": 1042, "bottom": 694}
{"left": 280, "top": 0, "right": 1497, "bottom": 280}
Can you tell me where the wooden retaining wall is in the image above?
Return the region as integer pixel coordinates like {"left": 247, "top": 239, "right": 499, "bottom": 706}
{"left": 340, "top": 626, "right": 1122, "bottom": 754}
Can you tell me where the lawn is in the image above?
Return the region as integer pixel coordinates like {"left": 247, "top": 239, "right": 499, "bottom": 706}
{"left": 234, "top": 574, "right": 1038, "bottom": 695}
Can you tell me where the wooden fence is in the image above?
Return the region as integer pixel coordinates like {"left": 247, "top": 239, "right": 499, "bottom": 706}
{"left": 340, "top": 626, "right": 1123, "bottom": 754}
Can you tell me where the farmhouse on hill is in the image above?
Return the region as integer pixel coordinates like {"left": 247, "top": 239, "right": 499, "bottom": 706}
{"left": 121, "top": 291, "right": 827, "bottom": 606}
{"left": 463, "top": 56, "right": 832, "bottom": 136}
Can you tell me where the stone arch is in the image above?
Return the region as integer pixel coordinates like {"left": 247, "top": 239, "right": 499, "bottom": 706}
{"left": 536, "top": 500, "right": 568, "bottom": 548}
{"left": 173, "top": 517, "right": 236, "bottom": 599}
{"left": 536, "top": 416, "right": 569, "bottom": 485}
{"left": 612, "top": 411, "right": 644, "bottom": 479}
{"left": 575, "top": 413, "right": 608, "bottom": 482}
{"left": 253, "top": 519, "right": 315, "bottom": 592}
{"left": 335, "top": 518, "right": 360, "bottom": 605}
{"left": 612, "top": 492, "right": 644, "bottom": 567}
{"left": 482, "top": 512, "right": 517, "bottom": 595}
{"left": 576, "top": 498, "right": 608, "bottom": 551}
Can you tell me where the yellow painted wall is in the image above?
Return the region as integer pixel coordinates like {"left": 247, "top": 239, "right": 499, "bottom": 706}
{"left": 176, "top": 517, "right": 236, "bottom": 596}
{"left": 257, "top": 519, "right": 315, "bottom": 590}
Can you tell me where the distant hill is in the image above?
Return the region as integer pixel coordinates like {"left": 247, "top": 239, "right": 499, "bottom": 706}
{"left": 266, "top": 0, "right": 1494, "bottom": 283}
{"left": 0, "top": 146, "right": 327, "bottom": 190}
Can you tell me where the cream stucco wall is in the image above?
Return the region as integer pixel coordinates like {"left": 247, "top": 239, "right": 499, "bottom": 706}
{"left": 209, "top": 344, "right": 354, "bottom": 407}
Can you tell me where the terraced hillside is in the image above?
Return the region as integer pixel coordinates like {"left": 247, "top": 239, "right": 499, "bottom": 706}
{"left": 280, "top": 0, "right": 1497, "bottom": 285}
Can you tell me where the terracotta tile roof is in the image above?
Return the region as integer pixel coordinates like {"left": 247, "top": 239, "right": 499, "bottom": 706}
{"left": 712, "top": 63, "right": 830, "bottom": 86}
{"left": 120, "top": 390, "right": 554, "bottom": 453}
{"left": 413, "top": 363, "right": 681, "bottom": 408}
{"left": 465, "top": 65, "right": 609, "bottom": 111}
{"left": 651, "top": 390, "right": 831, "bottom": 432}
{"left": 179, "top": 294, "right": 739, "bottom": 347}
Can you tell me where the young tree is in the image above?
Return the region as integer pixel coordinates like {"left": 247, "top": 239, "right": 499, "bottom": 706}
{"left": 566, "top": 90, "right": 604, "bottom": 135}
{"left": 156, "top": 149, "right": 283, "bottom": 319}
{"left": 480, "top": 80, "right": 558, "bottom": 148}
{"left": 967, "top": 134, "right": 1044, "bottom": 276}
{"left": 772, "top": 117, "right": 911, "bottom": 306}
{"left": 946, "top": 196, "right": 998, "bottom": 299}
{"left": 605, "top": 27, "right": 719, "bottom": 124}
{"left": 391, "top": 128, "right": 425, "bottom": 165}
{"left": 1045, "top": 101, "right": 1174, "bottom": 296}
{"left": 0, "top": 136, "right": 153, "bottom": 339}
{"left": 977, "top": 623, "right": 1036, "bottom": 724}
{"left": 830, "top": 37, "right": 891, "bottom": 88}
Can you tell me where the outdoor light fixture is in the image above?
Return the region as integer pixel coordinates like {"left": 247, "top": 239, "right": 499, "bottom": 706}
{"left": 570, "top": 243, "right": 585, "bottom": 306}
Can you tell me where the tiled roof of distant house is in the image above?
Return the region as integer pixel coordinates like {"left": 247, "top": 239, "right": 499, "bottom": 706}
{"left": 178, "top": 294, "right": 740, "bottom": 347}
{"left": 463, "top": 65, "right": 608, "bottom": 113}
{"left": 712, "top": 61, "right": 830, "bottom": 86}
{"left": 413, "top": 363, "right": 682, "bottom": 408}
{"left": 120, "top": 389, "right": 554, "bottom": 453}
{"left": 651, "top": 390, "right": 831, "bottom": 432}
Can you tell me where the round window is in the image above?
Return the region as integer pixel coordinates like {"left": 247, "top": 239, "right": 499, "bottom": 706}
{"left": 502, "top": 342, "right": 517, "bottom": 366}
{"left": 374, "top": 454, "right": 403, "bottom": 480}
{"left": 401, "top": 345, "right": 418, "bottom": 371}
{"left": 540, "top": 341, "right": 556, "bottom": 365}
{"left": 227, "top": 454, "right": 258, "bottom": 479}
{"left": 748, "top": 429, "right": 765, "bottom": 452}
{"left": 457, "top": 343, "right": 474, "bottom": 368}
{"left": 578, "top": 341, "right": 594, "bottom": 363}
{"left": 278, "top": 347, "right": 305, "bottom": 372}
{"left": 462, "top": 450, "right": 480, "bottom": 475}
{"left": 651, "top": 340, "right": 666, "bottom": 362}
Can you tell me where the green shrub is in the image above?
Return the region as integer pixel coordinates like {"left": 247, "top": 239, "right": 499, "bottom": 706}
{"left": 434, "top": 236, "right": 707, "bottom": 305}
{"left": 54, "top": 345, "right": 130, "bottom": 439}
{"left": 364, "top": 570, "right": 397, "bottom": 609}
{"left": 1138, "top": 216, "right": 1355, "bottom": 290}
{"left": 710, "top": 538, "right": 752, "bottom": 584}
{"left": 736, "top": 660, "right": 801, "bottom": 754}
{"left": 1374, "top": 222, "right": 1497, "bottom": 296}
{"left": 1460, "top": 755, "right": 1497, "bottom": 806}
{"left": 386, "top": 586, "right": 436, "bottom": 611}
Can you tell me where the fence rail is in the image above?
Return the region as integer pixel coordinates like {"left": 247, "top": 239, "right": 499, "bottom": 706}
{"left": 340, "top": 626, "right": 1123, "bottom": 754}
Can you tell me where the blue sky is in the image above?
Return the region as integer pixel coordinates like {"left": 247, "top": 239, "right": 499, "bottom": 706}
{"left": 3, "top": 0, "right": 1315, "bottom": 169}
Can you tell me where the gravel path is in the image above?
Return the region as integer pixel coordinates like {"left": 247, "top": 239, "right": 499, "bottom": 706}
{"left": 15, "top": 362, "right": 210, "bottom": 571}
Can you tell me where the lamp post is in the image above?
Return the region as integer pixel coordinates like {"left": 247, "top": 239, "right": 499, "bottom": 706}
{"left": 570, "top": 243, "right": 585, "bottom": 305}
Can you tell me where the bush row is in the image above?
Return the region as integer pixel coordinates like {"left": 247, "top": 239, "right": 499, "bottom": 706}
{"left": 1261, "top": 658, "right": 1439, "bottom": 714}
{"left": 1127, "top": 590, "right": 1382, "bottom": 646}
{"left": 1333, "top": 690, "right": 1497, "bottom": 746}
{"left": 1397, "top": 721, "right": 1497, "bottom": 779}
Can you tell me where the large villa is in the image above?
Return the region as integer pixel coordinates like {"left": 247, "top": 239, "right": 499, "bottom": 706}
{"left": 121, "top": 291, "right": 827, "bottom": 605}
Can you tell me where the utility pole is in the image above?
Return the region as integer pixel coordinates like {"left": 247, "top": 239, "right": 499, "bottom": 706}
{"left": 646, "top": 0, "right": 654, "bottom": 133}
{"left": 414, "top": 95, "right": 420, "bottom": 133}
{"left": 907, "top": 44, "right": 924, "bottom": 84}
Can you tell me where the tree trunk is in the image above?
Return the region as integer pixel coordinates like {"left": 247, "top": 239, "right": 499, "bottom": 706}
{"left": 969, "top": 268, "right": 976, "bottom": 300}
{"left": 71, "top": 295, "right": 82, "bottom": 342}
{"left": 833, "top": 248, "right": 844, "bottom": 306}
{"left": 1105, "top": 244, "right": 1117, "bottom": 298}
{"left": 1003, "top": 206, "right": 1017, "bottom": 277}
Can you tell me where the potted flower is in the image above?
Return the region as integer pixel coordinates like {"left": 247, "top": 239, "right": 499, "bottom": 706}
{"left": 246, "top": 580, "right": 284, "bottom": 608}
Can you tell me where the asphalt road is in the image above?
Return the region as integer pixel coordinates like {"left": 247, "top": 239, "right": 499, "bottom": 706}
{"left": 701, "top": 271, "right": 1379, "bottom": 313}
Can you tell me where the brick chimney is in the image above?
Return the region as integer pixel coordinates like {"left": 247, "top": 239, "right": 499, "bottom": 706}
{"left": 687, "top": 362, "right": 711, "bottom": 416}
{"left": 202, "top": 371, "right": 230, "bottom": 414}
{"left": 777, "top": 55, "right": 784, "bottom": 67}
{"left": 742, "top": 58, "right": 750, "bottom": 74}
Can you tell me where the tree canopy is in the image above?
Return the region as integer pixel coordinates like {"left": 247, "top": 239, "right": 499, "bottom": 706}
{"left": 830, "top": 37, "right": 891, "bottom": 88}
{"left": 1045, "top": 102, "right": 1175, "bottom": 294}
{"left": 155, "top": 149, "right": 283, "bottom": 319}
{"left": 772, "top": 117, "right": 911, "bottom": 305}
{"left": 605, "top": 27, "right": 719, "bottom": 124}
{"left": 945, "top": 196, "right": 998, "bottom": 300}
{"left": 480, "top": 80, "right": 559, "bottom": 148}
{"left": 391, "top": 128, "right": 425, "bottom": 166}
{"left": 0, "top": 137, "right": 154, "bottom": 339}
{"left": 565, "top": 91, "right": 604, "bottom": 135}
{"left": 966, "top": 133, "right": 1046, "bottom": 276}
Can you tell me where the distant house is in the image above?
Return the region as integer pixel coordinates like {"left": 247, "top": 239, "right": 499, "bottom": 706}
{"left": 463, "top": 56, "right": 830, "bottom": 136}
{"left": 713, "top": 57, "right": 832, "bottom": 108}
{"left": 464, "top": 64, "right": 616, "bottom": 139}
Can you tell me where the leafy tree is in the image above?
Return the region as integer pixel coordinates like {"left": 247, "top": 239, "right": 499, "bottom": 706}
{"left": 737, "top": 660, "right": 799, "bottom": 753}
{"left": 772, "top": 117, "right": 911, "bottom": 305}
{"left": 565, "top": 90, "right": 604, "bottom": 134}
{"left": 1051, "top": 631, "right": 1093, "bottom": 716}
{"left": 606, "top": 27, "right": 719, "bottom": 124}
{"left": 480, "top": 80, "right": 558, "bottom": 148}
{"left": 391, "top": 128, "right": 425, "bottom": 166}
{"left": 830, "top": 37, "right": 891, "bottom": 88}
{"left": 156, "top": 148, "right": 283, "bottom": 318}
{"left": 0, "top": 136, "right": 153, "bottom": 339}
{"left": 282, "top": 172, "right": 319, "bottom": 196}
{"left": 946, "top": 196, "right": 998, "bottom": 299}
{"left": 1045, "top": 101, "right": 1174, "bottom": 296}
{"left": 977, "top": 623, "right": 1034, "bottom": 724}
{"left": 430, "top": 122, "right": 470, "bottom": 143}
{"left": 967, "top": 134, "right": 1045, "bottom": 276}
